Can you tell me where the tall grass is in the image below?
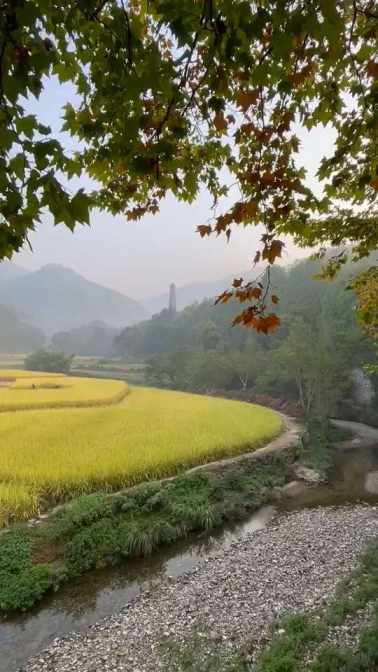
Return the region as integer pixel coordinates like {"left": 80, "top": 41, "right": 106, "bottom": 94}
{"left": 0, "top": 382, "right": 282, "bottom": 524}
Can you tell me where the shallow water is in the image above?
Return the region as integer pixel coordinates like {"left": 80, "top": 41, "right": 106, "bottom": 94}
{"left": 1, "top": 445, "right": 378, "bottom": 672}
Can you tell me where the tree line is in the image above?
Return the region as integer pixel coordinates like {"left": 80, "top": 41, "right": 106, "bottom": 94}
{"left": 115, "top": 255, "right": 377, "bottom": 422}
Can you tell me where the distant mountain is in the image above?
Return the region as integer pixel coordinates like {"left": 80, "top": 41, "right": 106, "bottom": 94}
{"left": 0, "top": 304, "right": 45, "bottom": 353}
{"left": 0, "top": 263, "right": 147, "bottom": 335}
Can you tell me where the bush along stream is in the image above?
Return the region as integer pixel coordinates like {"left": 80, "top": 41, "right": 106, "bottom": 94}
{"left": 0, "top": 453, "right": 294, "bottom": 615}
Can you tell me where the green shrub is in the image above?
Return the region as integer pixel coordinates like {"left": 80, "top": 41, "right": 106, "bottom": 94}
{"left": 65, "top": 517, "right": 118, "bottom": 574}
{"left": 0, "top": 528, "right": 30, "bottom": 574}
{"left": 0, "top": 564, "right": 52, "bottom": 611}
{"left": 0, "top": 528, "right": 53, "bottom": 611}
{"left": 48, "top": 494, "right": 111, "bottom": 540}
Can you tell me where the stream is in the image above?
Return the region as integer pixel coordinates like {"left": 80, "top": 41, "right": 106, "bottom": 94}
{"left": 1, "top": 441, "right": 378, "bottom": 672}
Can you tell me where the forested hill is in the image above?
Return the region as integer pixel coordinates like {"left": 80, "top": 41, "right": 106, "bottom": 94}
{"left": 114, "top": 254, "right": 377, "bottom": 423}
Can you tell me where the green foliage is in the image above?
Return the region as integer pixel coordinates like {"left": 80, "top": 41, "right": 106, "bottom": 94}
{"left": 0, "top": 1, "right": 376, "bottom": 332}
{"left": 0, "top": 528, "right": 52, "bottom": 611}
{"left": 24, "top": 349, "right": 73, "bottom": 373}
{"left": 0, "top": 527, "right": 30, "bottom": 574}
{"left": 0, "top": 564, "right": 52, "bottom": 612}
{"left": 118, "top": 255, "right": 376, "bottom": 418}
{"left": 65, "top": 517, "right": 118, "bottom": 575}
{"left": 299, "top": 419, "right": 334, "bottom": 474}
{"left": 46, "top": 494, "right": 112, "bottom": 541}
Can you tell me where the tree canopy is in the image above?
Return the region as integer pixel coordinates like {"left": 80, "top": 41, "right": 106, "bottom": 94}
{"left": 1, "top": 1, "right": 377, "bottom": 330}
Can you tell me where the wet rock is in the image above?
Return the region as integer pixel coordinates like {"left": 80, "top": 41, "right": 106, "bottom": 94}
{"left": 294, "top": 464, "right": 323, "bottom": 484}
{"left": 365, "top": 471, "right": 378, "bottom": 495}
{"left": 279, "top": 480, "right": 309, "bottom": 497}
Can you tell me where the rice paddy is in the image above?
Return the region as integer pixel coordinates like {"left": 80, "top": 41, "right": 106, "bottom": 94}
{"left": 0, "top": 371, "right": 127, "bottom": 411}
{"left": 0, "top": 370, "right": 282, "bottom": 525}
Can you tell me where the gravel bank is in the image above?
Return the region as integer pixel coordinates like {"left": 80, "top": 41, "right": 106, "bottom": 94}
{"left": 22, "top": 506, "right": 378, "bottom": 672}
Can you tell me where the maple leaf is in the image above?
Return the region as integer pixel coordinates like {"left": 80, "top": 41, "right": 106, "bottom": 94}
{"left": 366, "top": 61, "right": 378, "bottom": 79}
{"left": 215, "top": 212, "right": 233, "bottom": 233}
{"left": 215, "top": 290, "right": 233, "bottom": 305}
{"left": 261, "top": 172, "right": 275, "bottom": 186}
{"left": 245, "top": 200, "right": 258, "bottom": 218}
{"left": 232, "top": 278, "right": 243, "bottom": 288}
{"left": 232, "top": 200, "right": 258, "bottom": 224}
{"left": 252, "top": 314, "right": 280, "bottom": 333}
{"left": 236, "top": 89, "right": 259, "bottom": 112}
{"left": 262, "top": 239, "right": 284, "bottom": 264}
{"left": 250, "top": 287, "right": 262, "bottom": 300}
{"left": 214, "top": 112, "right": 227, "bottom": 133}
{"left": 197, "top": 225, "right": 212, "bottom": 237}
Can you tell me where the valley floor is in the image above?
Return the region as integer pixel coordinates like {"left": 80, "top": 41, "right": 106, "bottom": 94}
{"left": 21, "top": 505, "right": 378, "bottom": 672}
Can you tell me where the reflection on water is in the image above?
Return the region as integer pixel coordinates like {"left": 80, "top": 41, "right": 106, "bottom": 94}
{"left": 282, "top": 445, "right": 378, "bottom": 511}
{"left": 1, "top": 445, "right": 378, "bottom": 672}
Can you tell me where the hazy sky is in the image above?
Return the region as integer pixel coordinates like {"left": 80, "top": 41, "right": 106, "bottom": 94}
{"left": 13, "top": 78, "right": 336, "bottom": 300}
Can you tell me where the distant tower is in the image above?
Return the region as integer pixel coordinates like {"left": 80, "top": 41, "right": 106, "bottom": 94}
{"left": 168, "top": 282, "right": 177, "bottom": 314}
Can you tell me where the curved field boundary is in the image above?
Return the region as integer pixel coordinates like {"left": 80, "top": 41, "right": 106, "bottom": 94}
{"left": 0, "top": 370, "right": 65, "bottom": 381}
{"left": 0, "top": 383, "right": 129, "bottom": 413}
{"left": 0, "top": 389, "right": 284, "bottom": 525}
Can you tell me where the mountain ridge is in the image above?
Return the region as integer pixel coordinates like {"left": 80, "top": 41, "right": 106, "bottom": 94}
{"left": 0, "top": 263, "right": 147, "bottom": 335}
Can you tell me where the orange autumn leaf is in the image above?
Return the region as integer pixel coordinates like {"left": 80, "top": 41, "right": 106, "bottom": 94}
{"left": 236, "top": 89, "right": 259, "bottom": 112}
{"left": 215, "top": 290, "right": 233, "bottom": 305}
{"left": 262, "top": 239, "right": 284, "bottom": 264}
{"left": 252, "top": 314, "right": 280, "bottom": 333}
{"left": 197, "top": 225, "right": 212, "bottom": 237}
{"left": 233, "top": 200, "right": 258, "bottom": 223}
{"left": 370, "top": 177, "right": 378, "bottom": 190}
{"left": 232, "top": 277, "right": 243, "bottom": 288}
{"left": 366, "top": 61, "right": 378, "bottom": 79}
{"left": 214, "top": 112, "right": 228, "bottom": 133}
{"left": 215, "top": 212, "right": 233, "bottom": 233}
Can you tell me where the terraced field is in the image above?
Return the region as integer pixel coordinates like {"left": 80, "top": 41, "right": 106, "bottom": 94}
{"left": 0, "top": 370, "right": 127, "bottom": 411}
{"left": 0, "top": 370, "right": 282, "bottom": 525}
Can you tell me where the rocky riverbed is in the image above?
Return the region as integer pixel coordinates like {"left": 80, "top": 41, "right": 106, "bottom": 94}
{"left": 22, "top": 505, "right": 378, "bottom": 672}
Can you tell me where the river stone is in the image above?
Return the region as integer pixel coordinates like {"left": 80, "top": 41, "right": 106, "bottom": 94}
{"left": 294, "top": 464, "right": 322, "bottom": 484}
{"left": 365, "top": 471, "right": 378, "bottom": 495}
{"left": 279, "top": 480, "right": 308, "bottom": 497}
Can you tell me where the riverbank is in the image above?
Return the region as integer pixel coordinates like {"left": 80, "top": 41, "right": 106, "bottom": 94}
{"left": 21, "top": 505, "right": 378, "bottom": 672}
{"left": 0, "top": 451, "right": 296, "bottom": 615}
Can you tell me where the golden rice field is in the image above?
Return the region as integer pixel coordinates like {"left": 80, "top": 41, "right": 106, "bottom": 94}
{"left": 0, "top": 371, "right": 283, "bottom": 525}
{"left": 0, "top": 370, "right": 127, "bottom": 411}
